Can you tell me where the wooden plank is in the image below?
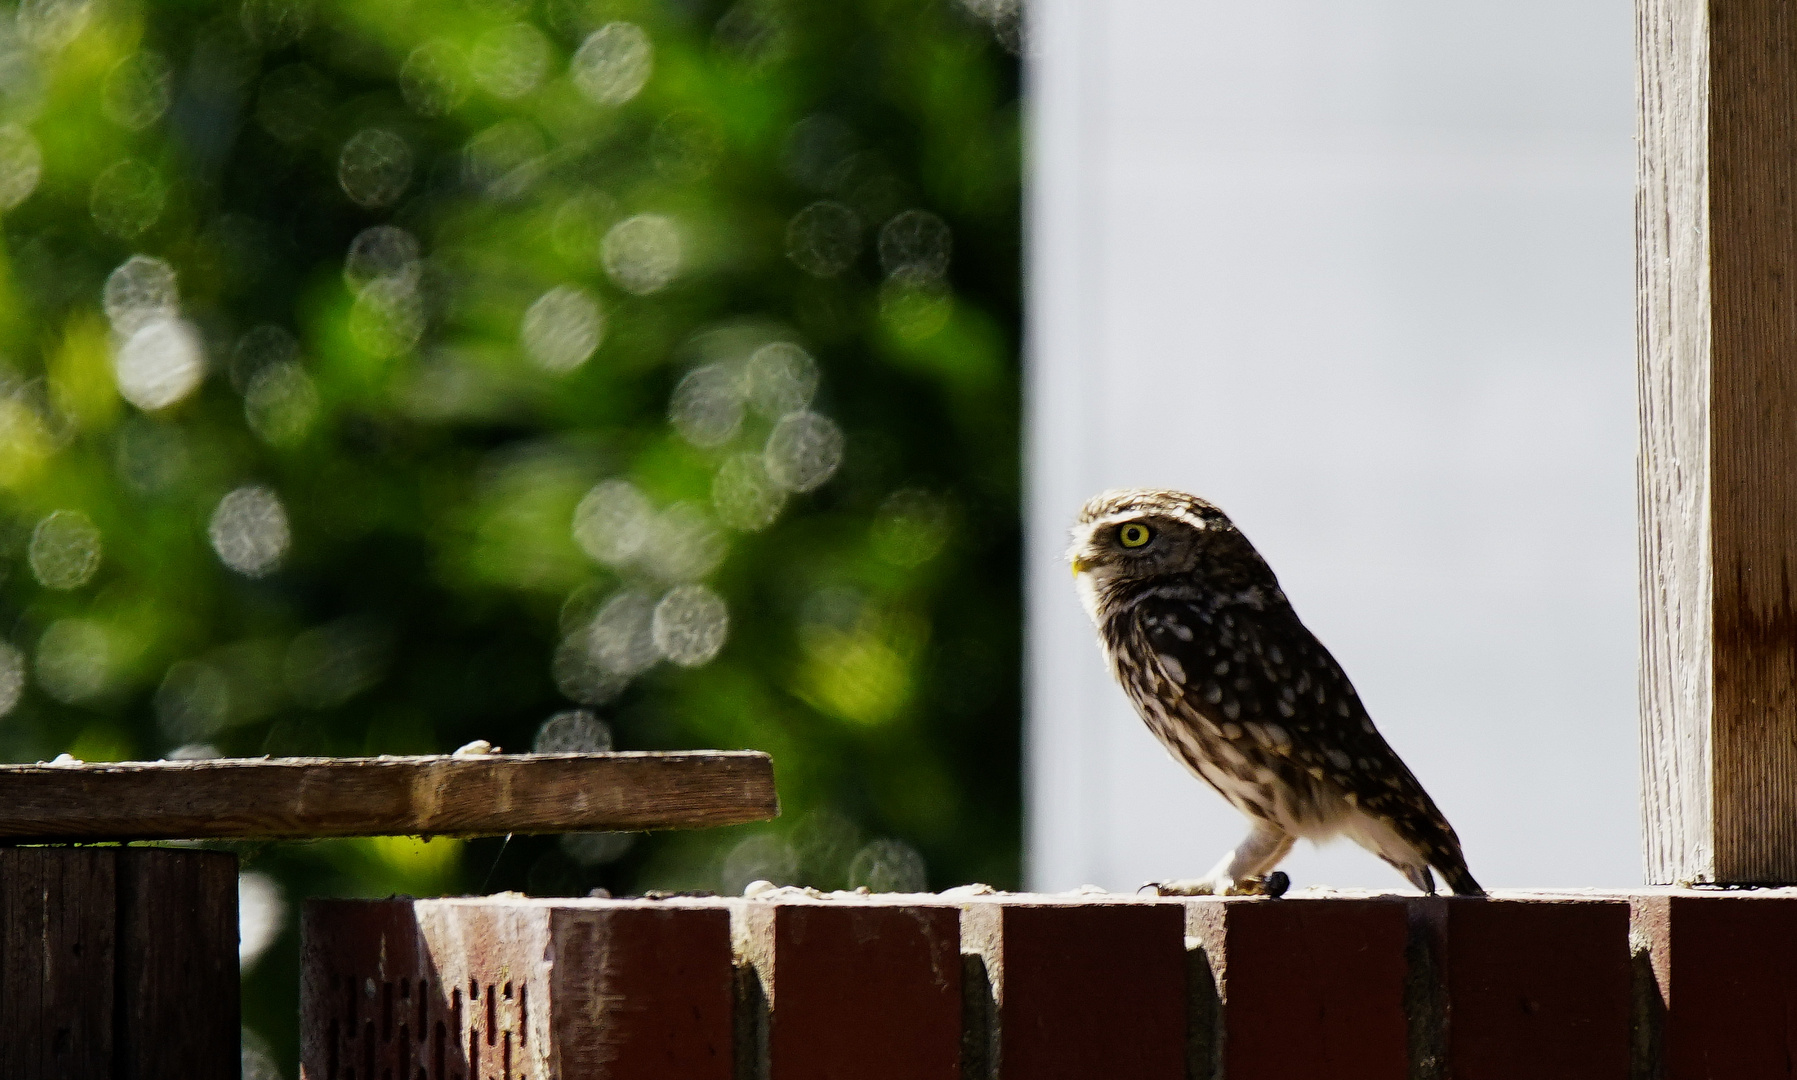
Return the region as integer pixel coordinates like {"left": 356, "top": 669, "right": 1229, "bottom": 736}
{"left": 0, "top": 752, "right": 777, "bottom": 841}
{"left": 1639, "top": 0, "right": 1797, "bottom": 883}
{"left": 0, "top": 848, "right": 116, "bottom": 1078}
{"left": 1705, "top": 0, "right": 1797, "bottom": 884}
{"left": 114, "top": 849, "right": 238, "bottom": 1078}
{"left": 1637, "top": 0, "right": 1716, "bottom": 887}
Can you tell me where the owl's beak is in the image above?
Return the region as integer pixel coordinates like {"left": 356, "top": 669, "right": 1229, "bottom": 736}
{"left": 1070, "top": 557, "right": 1089, "bottom": 577}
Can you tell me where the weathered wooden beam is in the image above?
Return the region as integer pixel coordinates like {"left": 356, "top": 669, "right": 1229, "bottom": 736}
{"left": 0, "top": 752, "right": 777, "bottom": 841}
{"left": 1639, "top": 0, "right": 1797, "bottom": 884}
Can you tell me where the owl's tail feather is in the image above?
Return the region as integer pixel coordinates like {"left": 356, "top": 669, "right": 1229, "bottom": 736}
{"left": 1436, "top": 856, "right": 1484, "bottom": 897}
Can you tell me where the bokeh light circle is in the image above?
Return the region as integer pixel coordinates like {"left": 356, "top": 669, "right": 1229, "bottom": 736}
{"left": 208, "top": 485, "right": 291, "bottom": 577}
{"left": 601, "top": 213, "right": 682, "bottom": 295}
{"left": 114, "top": 318, "right": 206, "bottom": 411}
{"left": 572, "top": 23, "right": 653, "bottom": 105}
{"left": 764, "top": 410, "right": 844, "bottom": 493}
{"left": 521, "top": 285, "right": 603, "bottom": 373}
{"left": 652, "top": 584, "right": 729, "bottom": 667}
{"left": 29, "top": 510, "right": 101, "bottom": 590}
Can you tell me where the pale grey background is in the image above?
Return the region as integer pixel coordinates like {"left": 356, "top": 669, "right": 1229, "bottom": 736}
{"left": 1025, "top": 0, "right": 1637, "bottom": 890}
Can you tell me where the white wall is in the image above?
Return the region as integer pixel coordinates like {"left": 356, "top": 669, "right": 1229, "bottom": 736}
{"left": 1025, "top": 0, "right": 1637, "bottom": 890}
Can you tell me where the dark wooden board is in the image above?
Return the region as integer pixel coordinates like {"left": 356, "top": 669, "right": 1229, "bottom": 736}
{"left": 0, "top": 848, "right": 116, "bottom": 1077}
{"left": 0, "top": 751, "right": 777, "bottom": 841}
{"left": 0, "top": 848, "right": 238, "bottom": 1078}
{"left": 115, "top": 849, "right": 239, "bottom": 1077}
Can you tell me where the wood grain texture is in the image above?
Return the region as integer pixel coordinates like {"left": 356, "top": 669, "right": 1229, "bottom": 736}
{"left": 0, "top": 751, "right": 777, "bottom": 841}
{"left": 0, "top": 848, "right": 236, "bottom": 1078}
{"left": 1705, "top": 0, "right": 1797, "bottom": 884}
{"left": 114, "top": 849, "right": 238, "bottom": 1079}
{"left": 1637, "top": 0, "right": 1715, "bottom": 885}
{"left": 1640, "top": 0, "right": 1797, "bottom": 883}
{"left": 303, "top": 898, "right": 555, "bottom": 1080}
{"left": 0, "top": 849, "right": 116, "bottom": 1078}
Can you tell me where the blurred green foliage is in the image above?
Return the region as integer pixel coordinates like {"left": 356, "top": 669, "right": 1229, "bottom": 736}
{"left": 0, "top": 0, "right": 1020, "bottom": 1067}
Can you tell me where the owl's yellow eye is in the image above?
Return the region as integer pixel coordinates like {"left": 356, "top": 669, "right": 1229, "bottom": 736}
{"left": 1118, "top": 522, "right": 1152, "bottom": 548}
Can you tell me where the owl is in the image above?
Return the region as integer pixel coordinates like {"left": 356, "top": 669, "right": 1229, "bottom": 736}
{"left": 1069, "top": 488, "right": 1482, "bottom": 897}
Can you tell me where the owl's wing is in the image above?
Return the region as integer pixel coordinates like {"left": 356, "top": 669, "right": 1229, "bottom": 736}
{"left": 1133, "top": 592, "right": 1481, "bottom": 895}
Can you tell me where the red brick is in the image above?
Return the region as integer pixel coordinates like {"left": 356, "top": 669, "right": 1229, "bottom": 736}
{"left": 302, "top": 897, "right": 734, "bottom": 1080}
{"left": 733, "top": 896, "right": 962, "bottom": 1080}
{"left": 548, "top": 901, "right": 735, "bottom": 1078}
{"left": 1413, "top": 895, "right": 1632, "bottom": 1080}
{"left": 961, "top": 897, "right": 1187, "bottom": 1080}
{"left": 1632, "top": 892, "right": 1797, "bottom": 1080}
{"left": 1186, "top": 896, "right": 1408, "bottom": 1080}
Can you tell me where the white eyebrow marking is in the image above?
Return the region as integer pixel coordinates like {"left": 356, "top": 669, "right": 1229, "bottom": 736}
{"left": 1088, "top": 507, "right": 1210, "bottom": 532}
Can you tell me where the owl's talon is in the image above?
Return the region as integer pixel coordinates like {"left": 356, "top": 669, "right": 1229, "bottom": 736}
{"left": 1141, "top": 879, "right": 1217, "bottom": 897}
{"left": 1223, "top": 875, "right": 1283, "bottom": 897}
{"left": 1142, "top": 874, "right": 1288, "bottom": 897}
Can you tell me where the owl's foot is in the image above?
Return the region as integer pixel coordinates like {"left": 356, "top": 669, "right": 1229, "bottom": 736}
{"left": 1142, "top": 871, "right": 1289, "bottom": 898}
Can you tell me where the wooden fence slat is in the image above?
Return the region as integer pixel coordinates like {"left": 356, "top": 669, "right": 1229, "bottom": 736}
{"left": 0, "top": 848, "right": 237, "bottom": 1078}
{"left": 0, "top": 849, "right": 116, "bottom": 1078}
{"left": 297, "top": 890, "right": 1797, "bottom": 1078}
{"left": 114, "top": 849, "right": 238, "bottom": 1079}
{"left": 1639, "top": 0, "right": 1797, "bottom": 884}
{"left": 0, "top": 751, "right": 777, "bottom": 841}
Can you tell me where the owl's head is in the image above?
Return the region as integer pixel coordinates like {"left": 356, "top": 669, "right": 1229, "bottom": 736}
{"left": 1067, "top": 487, "right": 1227, "bottom": 577}
{"left": 1067, "top": 489, "right": 1271, "bottom": 619}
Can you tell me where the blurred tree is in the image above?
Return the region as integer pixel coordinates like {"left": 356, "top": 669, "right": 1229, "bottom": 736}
{"left": 0, "top": 0, "right": 1019, "bottom": 1067}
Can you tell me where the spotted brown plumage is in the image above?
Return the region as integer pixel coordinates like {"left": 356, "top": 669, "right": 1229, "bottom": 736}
{"left": 1069, "top": 488, "right": 1482, "bottom": 896}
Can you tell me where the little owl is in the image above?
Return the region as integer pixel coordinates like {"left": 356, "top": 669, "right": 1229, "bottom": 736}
{"left": 1069, "top": 488, "right": 1481, "bottom": 897}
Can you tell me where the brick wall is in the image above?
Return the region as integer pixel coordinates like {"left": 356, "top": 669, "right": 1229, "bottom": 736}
{"left": 301, "top": 888, "right": 1797, "bottom": 1080}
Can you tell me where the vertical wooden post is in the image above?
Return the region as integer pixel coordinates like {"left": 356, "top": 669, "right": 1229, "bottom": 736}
{"left": 1639, "top": 0, "right": 1797, "bottom": 884}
